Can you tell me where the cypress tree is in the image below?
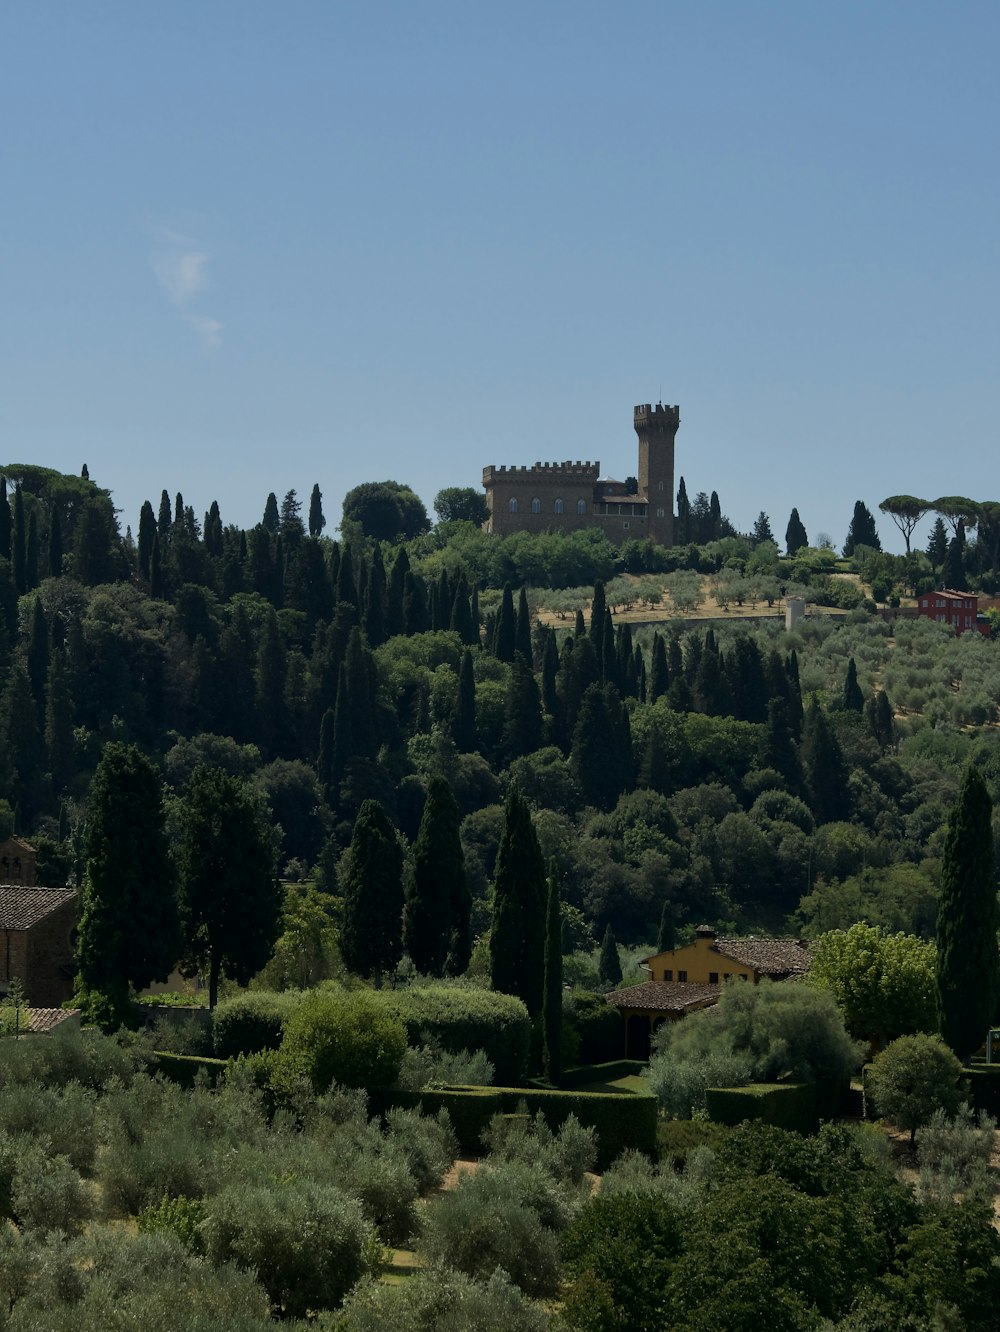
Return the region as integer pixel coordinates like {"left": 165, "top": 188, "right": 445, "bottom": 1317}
{"left": 157, "top": 489, "right": 172, "bottom": 540}
{"left": 542, "top": 861, "right": 563, "bottom": 1085}
{"left": 726, "top": 636, "right": 768, "bottom": 724}
{"left": 601, "top": 610, "right": 617, "bottom": 688}
{"left": 656, "top": 901, "right": 675, "bottom": 954}
{"left": 262, "top": 491, "right": 280, "bottom": 533}
{"left": 504, "top": 651, "right": 544, "bottom": 760}
{"left": 802, "top": 697, "right": 850, "bottom": 824}
{"left": 555, "top": 637, "right": 580, "bottom": 751}
{"left": 364, "top": 544, "right": 387, "bottom": 647}
{"left": 926, "top": 516, "right": 948, "bottom": 567}
{"left": 308, "top": 483, "right": 326, "bottom": 537}
{"left": 12, "top": 485, "right": 25, "bottom": 595}
{"left": 574, "top": 608, "right": 585, "bottom": 638}
{"left": 785, "top": 650, "right": 804, "bottom": 737}
{"left": 490, "top": 784, "right": 546, "bottom": 1018}
{"left": 694, "top": 640, "right": 734, "bottom": 717}
{"left": 0, "top": 478, "right": 10, "bottom": 561}
{"left": 45, "top": 649, "right": 75, "bottom": 800}
{"left": 137, "top": 500, "right": 156, "bottom": 579}
{"left": 843, "top": 500, "right": 881, "bottom": 556}
{"left": 843, "top": 657, "right": 864, "bottom": 712}
{"left": 25, "top": 512, "right": 38, "bottom": 591}
{"left": 174, "top": 492, "right": 184, "bottom": 529}
{"left": 493, "top": 584, "right": 516, "bottom": 661}
{"left": 470, "top": 587, "right": 481, "bottom": 646}
{"left": 26, "top": 596, "right": 48, "bottom": 713}
{"left": 648, "top": 632, "right": 669, "bottom": 702}
{"left": 937, "top": 766, "right": 999, "bottom": 1060}
{"left": 589, "top": 581, "right": 606, "bottom": 669}
{"left": 0, "top": 667, "right": 45, "bottom": 826}
{"left": 255, "top": 606, "right": 289, "bottom": 758}
{"left": 345, "top": 627, "right": 378, "bottom": 759}
{"left": 764, "top": 697, "right": 803, "bottom": 791}
{"left": 336, "top": 543, "right": 358, "bottom": 609}
{"left": 49, "top": 507, "right": 63, "bottom": 580}
{"left": 406, "top": 775, "right": 466, "bottom": 977}
{"left": 204, "top": 500, "right": 223, "bottom": 557}
{"left": 331, "top": 663, "right": 350, "bottom": 792}
{"left": 598, "top": 925, "right": 623, "bottom": 987}
{"left": 944, "top": 537, "right": 967, "bottom": 591}
{"left": 402, "top": 570, "right": 428, "bottom": 635}
{"left": 515, "top": 587, "right": 533, "bottom": 663}
{"left": 675, "top": 477, "right": 690, "bottom": 545}
{"left": 76, "top": 743, "right": 180, "bottom": 1018}
{"left": 317, "top": 707, "right": 335, "bottom": 798}
{"left": 449, "top": 573, "right": 474, "bottom": 644}
{"left": 571, "top": 684, "right": 632, "bottom": 811}
{"left": 785, "top": 507, "right": 808, "bottom": 555}
{"left": 340, "top": 798, "right": 404, "bottom": 987}
{"left": 453, "top": 648, "right": 478, "bottom": 753}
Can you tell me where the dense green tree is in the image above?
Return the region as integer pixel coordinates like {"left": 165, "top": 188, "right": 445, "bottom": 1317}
{"left": 843, "top": 500, "right": 881, "bottom": 556}
{"left": 515, "top": 587, "right": 532, "bottom": 663}
{"left": 175, "top": 766, "right": 281, "bottom": 1009}
{"left": 490, "top": 784, "right": 546, "bottom": 1018}
{"left": 26, "top": 595, "right": 49, "bottom": 712}
{"left": 254, "top": 606, "right": 289, "bottom": 758}
{"left": 342, "top": 480, "right": 430, "bottom": 543}
{"left": 433, "top": 486, "right": 490, "bottom": 526}
{"left": 936, "top": 765, "right": 999, "bottom": 1059}
{"left": 48, "top": 505, "right": 63, "bottom": 578}
{"left": 588, "top": 580, "right": 606, "bottom": 670}
{"left": 137, "top": 500, "right": 156, "bottom": 579}
{"left": 308, "top": 482, "right": 326, "bottom": 537}
{"left": 402, "top": 569, "right": 428, "bottom": 635}
{"left": 802, "top": 697, "right": 850, "bottom": 824}
{"left": 867, "top": 1034, "right": 964, "bottom": 1146}
{"left": 784, "top": 507, "right": 808, "bottom": 555}
{"left": 493, "top": 583, "right": 516, "bottom": 662}
{"left": 570, "top": 684, "right": 632, "bottom": 811}
{"left": 503, "top": 652, "right": 544, "bottom": 760}
{"left": 925, "top": 514, "right": 948, "bottom": 566}
{"left": 598, "top": 924, "right": 623, "bottom": 987}
{"left": 25, "top": 510, "right": 38, "bottom": 590}
{"left": 541, "top": 861, "right": 563, "bottom": 1084}
{"left": 405, "top": 775, "right": 467, "bottom": 977}
{"left": 44, "top": 649, "right": 75, "bottom": 799}
{"left": 943, "top": 535, "right": 967, "bottom": 590}
{"left": 261, "top": 491, "right": 280, "bottom": 533}
{"left": 340, "top": 798, "right": 404, "bottom": 986}
{"left": 843, "top": 656, "right": 864, "bottom": 712}
{"left": 648, "top": 632, "right": 669, "bottom": 703}
{"left": 808, "top": 924, "right": 937, "bottom": 1049}
{"left": 12, "top": 484, "right": 26, "bottom": 594}
{"left": 452, "top": 648, "right": 478, "bottom": 754}
{"left": 76, "top": 743, "right": 180, "bottom": 1018}
{"left": 0, "top": 666, "right": 45, "bottom": 825}
{"left": 751, "top": 511, "right": 774, "bottom": 546}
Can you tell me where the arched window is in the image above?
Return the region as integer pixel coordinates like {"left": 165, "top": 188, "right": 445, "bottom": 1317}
{"left": 508, "top": 497, "right": 518, "bottom": 514}
{"left": 554, "top": 498, "right": 565, "bottom": 515}
{"left": 531, "top": 497, "right": 541, "bottom": 514}
{"left": 577, "top": 499, "right": 587, "bottom": 515}
{"left": 656, "top": 507, "right": 665, "bottom": 518}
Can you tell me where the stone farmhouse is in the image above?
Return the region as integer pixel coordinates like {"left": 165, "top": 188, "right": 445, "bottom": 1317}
{"left": 0, "top": 837, "right": 78, "bottom": 1008}
{"left": 482, "top": 402, "right": 680, "bottom": 545}
{"left": 608, "top": 924, "right": 812, "bottom": 1059}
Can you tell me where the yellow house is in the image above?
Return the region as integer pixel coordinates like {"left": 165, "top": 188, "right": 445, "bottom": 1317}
{"left": 607, "top": 925, "right": 812, "bottom": 1059}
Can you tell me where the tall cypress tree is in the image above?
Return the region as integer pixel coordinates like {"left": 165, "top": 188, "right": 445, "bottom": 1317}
{"left": 785, "top": 507, "right": 808, "bottom": 555}
{"left": 45, "top": 648, "right": 75, "bottom": 800}
{"left": 598, "top": 925, "right": 623, "bottom": 987}
{"left": 648, "top": 632, "right": 669, "bottom": 702}
{"left": 26, "top": 596, "right": 48, "bottom": 713}
{"left": 12, "top": 485, "right": 26, "bottom": 595}
{"left": 405, "top": 775, "right": 466, "bottom": 977}
{"left": 493, "top": 584, "right": 516, "bottom": 662}
{"left": 340, "top": 798, "right": 403, "bottom": 987}
{"left": 452, "top": 648, "right": 478, "bottom": 753}
{"left": 937, "top": 766, "right": 999, "bottom": 1060}
{"left": 540, "top": 629, "right": 559, "bottom": 720}
{"left": 48, "top": 506, "right": 63, "bottom": 579}
{"left": 25, "top": 512, "right": 38, "bottom": 591}
{"left": 386, "top": 550, "right": 409, "bottom": 638}
{"left": 542, "top": 861, "right": 563, "bottom": 1085}
{"left": 137, "top": 500, "right": 156, "bottom": 579}
{"left": 515, "top": 587, "right": 533, "bottom": 663}
{"left": 364, "top": 544, "right": 387, "bottom": 647}
{"left": 490, "top": 784, "right": 546, "bottom": 1018}
{"left": 503, "top": 652, "right": 544, "bottom": 760}
{"left": 843, "top": 657, "right": 864, "bottom": 712}
{"left": 308, "top": 483, "right": 326, "bottom": 537}
{"left": 157, "top": 489, "right": 172, "bottom": 540}
{"left": 588, "top": 581, "right": 607, "bottom": 670}
{"left": 262, "top": 492, "right": 280, "bottom": 533}
{"left": 571, "top": 684, "right": 633, "bottom": 811}
{"left": 317, "top": 707, "right": 335, "bottom": 800}
{"left": 0, "top": 478, "right": 10, "bottom": 561}
{"left": 802, "top": 697, "right": 850, "bottom": 824}
{"left": 402, "top": 570, "right": 428, "bottom": 635}
{"left": 76, "top": 743, "right": 180, "bottom": 1018}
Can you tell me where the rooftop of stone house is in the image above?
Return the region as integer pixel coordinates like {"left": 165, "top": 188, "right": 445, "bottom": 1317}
{"left": 0, "top": 887, "right": 77, "bottom": 930}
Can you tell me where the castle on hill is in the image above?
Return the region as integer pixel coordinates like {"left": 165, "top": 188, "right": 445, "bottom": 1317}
{"left": 482, "top": 402, "right": 680, "bottom": 545}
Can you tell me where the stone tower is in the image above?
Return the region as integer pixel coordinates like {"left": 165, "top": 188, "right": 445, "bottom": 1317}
{"left": 634, "top": 403, "right": 679, "bottom": 546}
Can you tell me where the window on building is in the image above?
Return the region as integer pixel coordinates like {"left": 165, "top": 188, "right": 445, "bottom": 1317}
{"left": 663, "top": 969, "right": 673, "bottom": 981}
{"left": 656, "top": 507, "right": 664, "bottom": 518}
{"left": 622, "top": 521, "right": 630, "bottom": 530}
{"left": 658, "top": 481, "right": 664, "bottom": 490}
{"left": 531, "top": 497, "right": 540, "bottom": 514}
{"left": 554, "top": 498, "right": 564, "bottom": 514}
{"left": 508, "top": 498, "right": 518, "bottom": 514}
{"left": 723, "top": 972, "right": 731, "bottom": 980}
{"left": 709, "top": 972, "right": 719, "bottom": 984}
{"left": 577, "top": 499, "right": 586, "bottom": 515}
{"left": 677, "top": 970, "right": 687, "bottom": 982}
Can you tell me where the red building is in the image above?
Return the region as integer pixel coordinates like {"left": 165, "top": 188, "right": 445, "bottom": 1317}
{"left": 915, "top": 589, "right": 990, "bottom": 636}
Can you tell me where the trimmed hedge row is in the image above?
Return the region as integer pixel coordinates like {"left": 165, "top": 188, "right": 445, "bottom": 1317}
{"left": 705, "top": 1079, "right": 847, "bottom": 1134}
{"left": 212, "top": 991, "right": 303, "bottom": 1059}
{"left": 559, "top": 1060, "right": 647, "bottom": 1088}
{"left": 153, "top": 1052, "right": 229, "bottom": 1088}
{"left": 379, "top": 986, "right": 531, "bottom": 1085}
{"left": 370, "top": 1083, "right": 657, "bottom": 1171}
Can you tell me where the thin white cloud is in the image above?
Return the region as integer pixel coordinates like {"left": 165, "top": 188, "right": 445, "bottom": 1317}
{"left": 150, "top": 224, "right": 222, "bottom": 352}
{"left": 186, "top": 313, "right": 223, "bottom": 352}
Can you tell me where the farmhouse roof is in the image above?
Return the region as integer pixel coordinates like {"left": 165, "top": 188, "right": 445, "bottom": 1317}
{"left": 606, "top": 980, "right": 721, "bottom": 1014}
{"left": 1, "top": 836, "right": 36, "bottom": 854}
{"left": 0, "top": 888, "right": 77, "bottom": 931}
{"left": 714, "top": 936, "right": 812, "bottom": 976}
{"left": 24, "top": 1008, "right": 80, "bottom": 1034}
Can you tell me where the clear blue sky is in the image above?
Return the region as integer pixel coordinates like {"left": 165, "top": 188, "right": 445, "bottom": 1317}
{"left": 2, "top": 1, "right": 997, "bottom": 553}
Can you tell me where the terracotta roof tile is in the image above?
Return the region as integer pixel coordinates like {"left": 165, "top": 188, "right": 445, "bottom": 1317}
{"left": 715, "top": 937, "right": 812, "bottom": 976}
{"left": 24, "top": 1008, "right": 80, "bottom": 1034}
{"left": 606, "top": 981, "right": 721, "bottom": 1014}
{"left": 0, "top": 888, "right": 77, "bottom": 930}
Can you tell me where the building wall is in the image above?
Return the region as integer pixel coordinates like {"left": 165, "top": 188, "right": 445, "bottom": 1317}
{"left": 645, "top": 936, "right": 754, "bottom": 986}
{"left": 1, "top": 899, "right": 79, "bottom": 1008}
{"left": 916, "top": 593, "right": 986, "bottom": 635}
{"left": 0, "top": 839, "right": 38, "bottom": 887}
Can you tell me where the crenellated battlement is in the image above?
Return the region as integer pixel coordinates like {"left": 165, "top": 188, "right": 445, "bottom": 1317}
{"left": 483, "top": 460, "right": 601, "bottom": 486}
{"left": 634, "top": 402, "right": 680, "bottom": 432}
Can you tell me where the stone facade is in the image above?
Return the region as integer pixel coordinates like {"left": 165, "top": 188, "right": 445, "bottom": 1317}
{"left": 0, "top": 836, "right": 38, "bottom": 887}
{"left": 483, "top": 402, "right": 680, "bottom": 545}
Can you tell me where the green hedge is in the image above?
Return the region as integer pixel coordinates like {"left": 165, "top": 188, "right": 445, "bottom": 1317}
{"left": 559, "top": 1060, "right": 646, "bottom": 1088}
{"left": 213, "top": 991, "right": 303, "bottom": 1059}
{"left": 370, "top": 1083, "right": 656, "bottom": 1170}
{"left": 566, "top": 990, "right": 623, "bottom": 1065}
{"left": 153, "top": 1052, "right": 229, "bottom": 1088}
{"left": 705, "top": 1083, "right": 822, "bottom": 1134}
{"left": 380, "top": 985, "right": 531, "bottom": 1084}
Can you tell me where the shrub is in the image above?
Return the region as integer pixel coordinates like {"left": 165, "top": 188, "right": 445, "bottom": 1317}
{"left": 917, "top": 1102, "right": 997, "bottom": 1202}
{"left": 0, "top": 1080, "right": 98, "bottom": 1172}
{"left": 203, "top": 1178, "right": 380, "bottom": 1316}
{"left": 334, "top": 1264, "right": 553, "bottom": 1331}
{"left": 275, "top": 990, "right": 407, "bottom": 1093}
{"left": 13, "top": 1147, "right": 94, "bottom": 1235}
{"left": 0, "top": 1027, "right": 147, "bottom": 1091}
{"left": 705, "top": 1083, "right": 821, "bottom": 1134}
{"left": 396, "top": 1040, "right": 494, "bottom": 1091}
{"left": 565, "top": 989, "right": 623, "bottom": 1065}
{"left": 382, "top": 984, "right": 531, "bottom": 1084}
{"left": 137, "top": 1193, "right": 207, "bottom": 1255}
{"left": 482, "top": 1109, "right": 597, "bottom": 1186}
{"left": 419, "top": 1164, "right": 563, "bottom": 1297}
{"left": 212, "top": 991, "right": 303, "bottom": 1059}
